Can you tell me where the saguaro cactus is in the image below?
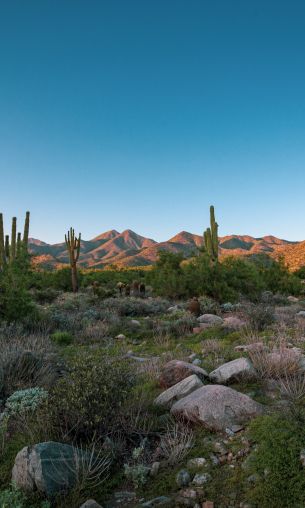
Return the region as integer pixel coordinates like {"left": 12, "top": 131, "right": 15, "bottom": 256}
{"left": 23, "top": 211, "right": 30, "bottom": 245}
{"left": 10, "top": 217, "right": 17, "bottom": 262}
{"left": 203, "top": 205, "right": 219, "bottom": 262}
{"left": 65, "top": 227, "right": 81, "bottom": 293}
{"left": 0, "top": 212, "right": 30, "bottom": 269}
{"left": 0, "top": 214, "right": 5, "bottom": 267}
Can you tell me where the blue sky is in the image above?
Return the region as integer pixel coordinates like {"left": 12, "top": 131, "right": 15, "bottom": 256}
{"left": 0, "top": 1, "right": 305, "bottom": 243}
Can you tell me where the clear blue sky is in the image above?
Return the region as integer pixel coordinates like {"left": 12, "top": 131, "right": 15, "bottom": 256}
{"left": 1, "top": 1, "right": 305, "bottom": 243}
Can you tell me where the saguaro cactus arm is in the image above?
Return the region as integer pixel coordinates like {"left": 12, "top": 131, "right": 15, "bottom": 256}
{"left": 203, "top": 205, "right": 219, "bottom": 262}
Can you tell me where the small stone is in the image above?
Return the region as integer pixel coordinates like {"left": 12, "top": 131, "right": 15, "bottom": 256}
{"left": 114, "top": 491, "right": 136, "bottom": 501}
{"left": 115, "top": 334, "right": 126, "bottom": 340}
{"left": 197, "top": 314, "right": 223, "bottom": 325}
{"left": 247, "top": 474, "right": 259, "bottom": 484}
{"left": 176, "top": 469, "right": 191, "bottom": 487}
{"left": 300, "top": 449, "right": 305, "bottom": 467}
{"left": 230, "top": 424, "right": 244, "bottom": 433}
{"left": 80, "top": 501, "right": 103, "bottom": 508}
{"left": 187, "top": 457, "right": 207, "bottom": 468}
{"left": 141, "top": 496, "right": 173, "bottom": 507}
{"left": 179, "top": 489, "right": 198, "bottom": 499}
{"left": 192, "top": 359, "right": 202, "bottom": 366}
{"left": 213, "top": 442, "right": 228, "bottom": 455}
{"left": 130, "top": 319, "right": 141, "bottom": 327}
{"left": 210, "top": 454, "right": 220, "bottom": 465}
{"left": 192, "top": 473, "right": 211, "bottom": 486}
{"left": 150, "top": 461, "right": 160, "bottom": 476}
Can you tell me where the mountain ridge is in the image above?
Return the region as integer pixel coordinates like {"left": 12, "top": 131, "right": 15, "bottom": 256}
{"left": 28, "top": 229, "right": 305, "bottom": 270}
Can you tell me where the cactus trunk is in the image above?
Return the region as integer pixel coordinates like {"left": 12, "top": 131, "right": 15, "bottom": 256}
{"left": 10, "top": 217, "right": 17, "bottom": 261}
{"left": 203, "top": 205, "right": 219, "bottom": 262}
{"left": 0, "top": 213, "right": 5, "bottom": 268}
{"left": 65, "top": 227, "right": 81, "bottom": 293}
{"left": 23, "top": 211, "right": 30, "bottom": 246}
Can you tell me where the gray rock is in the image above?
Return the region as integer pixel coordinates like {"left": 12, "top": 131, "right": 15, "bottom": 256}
{"left": 12, "top": 441, "right": 88, "bottom": 497}
{"left": 192, "top": 359, "right": 202, "bottom": 366}
{"left": 130, "top": 319, "right": 141, "bottom": 327}
{"left": 114, "top": 491, "right": 136, "bottom": 502}
{"left": 80, "top": 501, "right": 103, "bottom": 508}
{"left": 150, "top": 461, "right": 160, "bottom": 476}
{"left": 209, "top": 358, "right": 257, "bottom": 384}
{"left": 297, "top": 311, "right": 305, "bottom": 318}
{"left": 141, "top": 496, "right": 173, "bottom": 507}
{"left": 197, "top": 314, "right": 223, "bottom": 325}
{"left": 300, "top": 449, "right": 305, "bottom": 467}
{"left": 159, "top": 360, "right": 208, "bottom": 388}
{"left": 187, "top": 457, "right": 207, "bottom": 468}
{"left": 176, "top": 469, "right": 191, "bottom": 487}
{"left": 155, "top": 375, "right": 203, "bottom": 408}
{"left": 192, "top": 472, "right": 211, "bottom": 486}
{"left": 234, "top": 342, "right": 266, "bottom": 353}
{"left": 168, "top": 306, "right": 179, "bottom": 313}
{"left": 115, "top": 334, "right": 126, "bottom": 340}
{"left": 171, "top": 385, "right": 265, "bottom": 432}
{"left": 213, "top": 442, "right": 228, "bottom": 455}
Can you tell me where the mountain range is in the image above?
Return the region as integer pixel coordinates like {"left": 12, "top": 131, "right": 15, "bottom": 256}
{"left": 28, "top": 230, "right": 305, "bottom": 271}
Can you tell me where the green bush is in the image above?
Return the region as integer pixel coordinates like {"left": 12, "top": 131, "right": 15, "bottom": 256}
{"left": 246, "top": 414, "right": 305, "bottom": 507}
{"left": 32, "top": 288, "right": 59, "bottom": 304}
{"left": 50, "top": 331, "right": 73, "bottom": 346}
{"left": 49, "top": 353, "right": 135, "bottom": 441}
{"left": 0, "top": 258, "right": 35, "bottom": 323}
{"left": 4, "top": 387, "right": 48, "bottom": 417}
{"left": 0, "top": 483, "right": 50, "bottom": 508}
{"left": 148, "top": 251, "right": 302, "bottom": 302}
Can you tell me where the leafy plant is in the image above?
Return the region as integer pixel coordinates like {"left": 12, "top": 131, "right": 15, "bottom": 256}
{"left": 50, "top": 331, "right": 73, "bottom": 346}
{"left": 4, "top": 387, "right": 48, "bottom": 417}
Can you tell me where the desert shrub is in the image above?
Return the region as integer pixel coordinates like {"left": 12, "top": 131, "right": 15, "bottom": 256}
{"left": 295, "top": 266, "right": 305, "bottom": 280}
{"left": 32, "top": 288, "right": 59, "bottom": 304}
{"left": 240, "top": 303, "right": 275, "bottom": 331}
{"left": 124, "top": 441, "right": 150, "bottom": 488}
{"left": 98, "top": 297, "right": 170, "bottom": 317}
{"left": 199, "top": 296, "right": 221, "bottom": 314}
{"left": 153, "top": 315, "right": 196, "bottom": 338}
{"left": 51, "top": 331, "right": 73, "bottom": 346}
{"left": 253, "top": 255, "right": 302, "bottom": 295}
{"left": 222, "top": 257, "right": 264, "bottom": 300}
{"left": 247, "top": 414, "right": 305, "bottom": 507}
{"left": 0, "top": 257, "right": 35, "bottom": 323}
{"left": 184, "top": 255, "right": 235, "bottom": 302}
{"left": 49, "top": 353, "right": 135, "bottom": 441}
{"left": 148, "top": 251, "right": 186, "bottom": 298}
{"left": 0, "top": 483, "right": 50, "bottom": 508}
{"left": 159, "top": 419, "right": 194, "bottom": 466}
{"left": 149, "top": 251, "right": 302, "bottom": 302}
{"left": 0, "top": 332, "right": 58, "bottom": 398}
{"left": 4, "top": 387, "right": 48, "bottom": 417}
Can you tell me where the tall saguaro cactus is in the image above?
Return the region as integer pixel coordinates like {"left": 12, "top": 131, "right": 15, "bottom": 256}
{"left": 10, "top": 217, "right": 17, "bottom": 262}
{"left": 0, "top": 214, "right": 5, "bottom": 267}
{"left": 0, "top": 212, "right": 30, "bottom": 270}
{"left": 203, "top": 205, "right": 219, "bottom": 262}
{"left": 65, "top": 227, "right": 81, "bottom": 293}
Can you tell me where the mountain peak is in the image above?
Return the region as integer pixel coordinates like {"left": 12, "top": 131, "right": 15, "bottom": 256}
{"left": 91, "top": 230, "right": 120, "bottom": 241}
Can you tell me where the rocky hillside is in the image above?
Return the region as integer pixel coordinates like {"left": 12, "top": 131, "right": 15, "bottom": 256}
{"left": 29, "top": 230, "right": 304, "bottom": 270}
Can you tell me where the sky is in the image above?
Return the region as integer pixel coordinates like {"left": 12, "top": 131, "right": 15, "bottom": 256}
{"left": 0, "top": 0, "right": 305, "bottom": 243}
